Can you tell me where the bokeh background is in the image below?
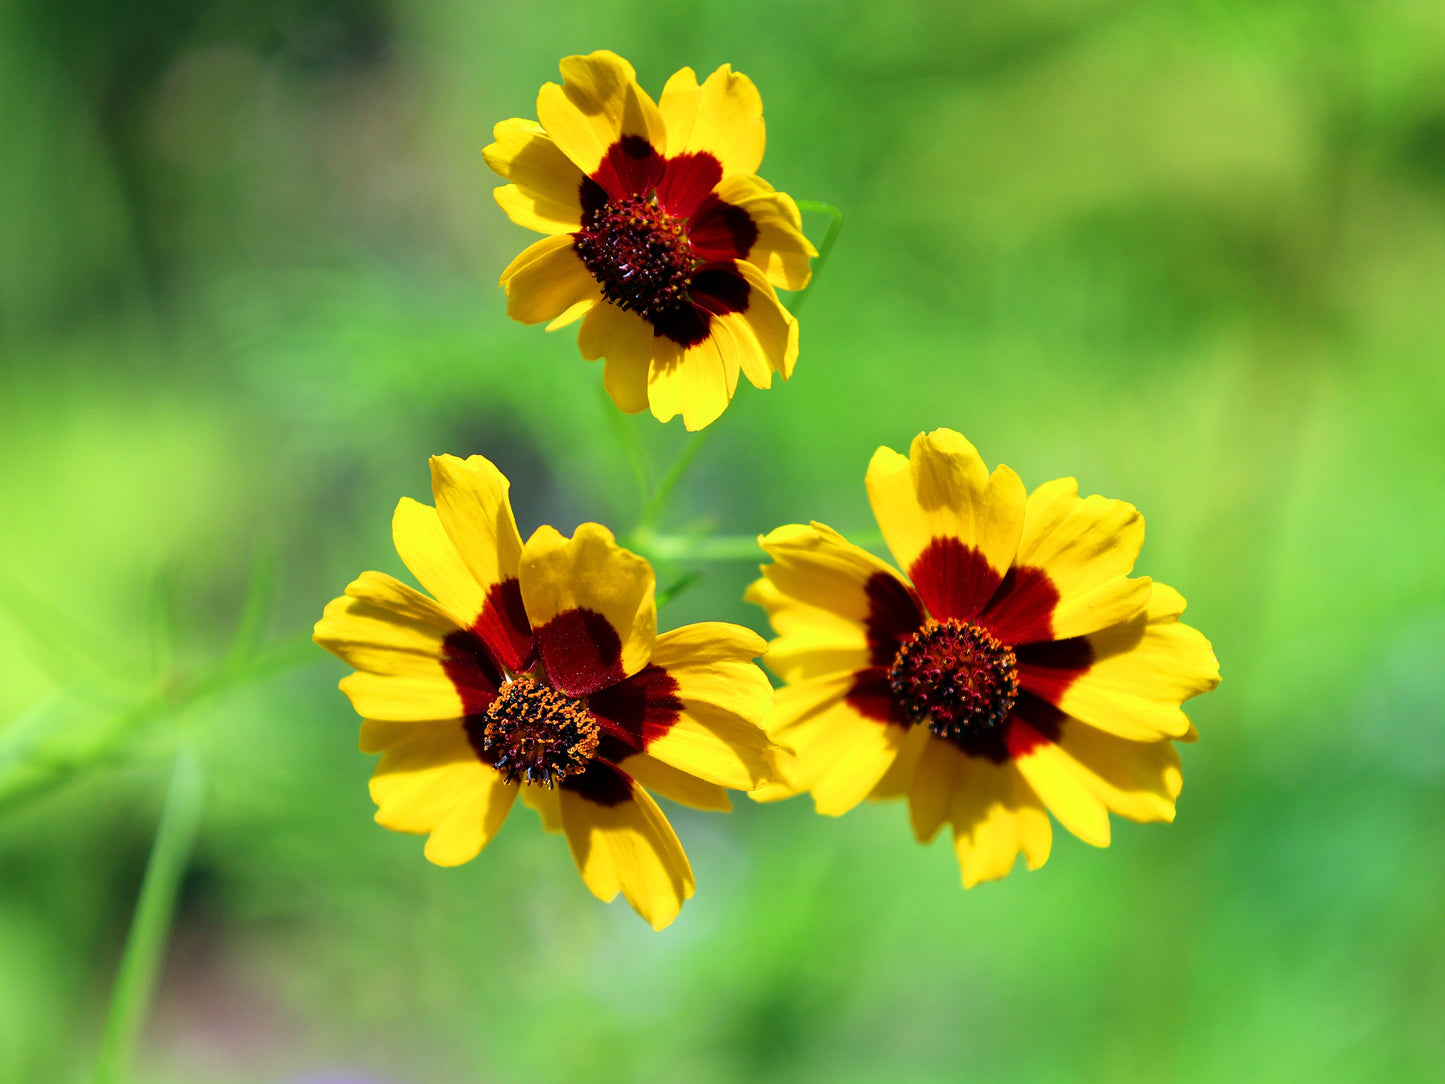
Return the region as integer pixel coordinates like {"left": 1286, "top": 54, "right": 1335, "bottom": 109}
{"left": 4, "top": 1, "right": 1444, "bottom": 1081}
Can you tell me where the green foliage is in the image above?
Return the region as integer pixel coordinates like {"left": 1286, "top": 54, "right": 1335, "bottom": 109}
{"left": 3, "top": 0, "right": 1444, "bottom": 1080}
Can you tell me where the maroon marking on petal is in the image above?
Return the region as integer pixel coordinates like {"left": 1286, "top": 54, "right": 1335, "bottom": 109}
{"left": 690, "top": 264, "right": 751, "bottom": 316}
{"left": 1015, "top": 636, "right": 1094, "bottom": 706}
{"left": 862, "top": 571, "right": 927, "bottom": 667}
{"left": 845, "top": 667, "right": 911, "bottom": 725}
{"left": 657, "top": 151, "right": 723, "bottom": 217}
{"left": 535, "top": 606, "right": 626, "bottom": 698}
{"left": 561, "top": 757, "right": 634, "bottom": 807}
{"left": 440, "top": 629, "right": 504, "bottom": 716}
{"left": 591, "top": 134, "right": 665, "bottom": 201}
{"left": 688, "top": 195, "right": 759, "bottom": 263}
{"left": 908, "top": 537, "right": 1003, "bottom": 624}
{"left": 470, "top": 578, "right": 535, "bottom": 675}
{"left": 648, "top": 302, "right": 711, "bottom": 347}
{"left": 585, "top": 663, "right": 683, "bottom": 761}
{"left": 1004, "top": 694, "right": 1067, "bottom": 760}
{"left": 976, "top": 565, "right": 1060, "bottom": 646}
{"left": 579, "top": 176, "right": 609, "bottom": 226}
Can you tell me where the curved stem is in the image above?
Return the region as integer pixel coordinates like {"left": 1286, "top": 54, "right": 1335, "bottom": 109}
{"left": 634, "top": 428, "right": 714, "bottom": 538}
{"left": 791, "top": 200, "right": 845, "bottom": 315}
{"left": 93, "top": 747, "right": 207, "bottom": 1084}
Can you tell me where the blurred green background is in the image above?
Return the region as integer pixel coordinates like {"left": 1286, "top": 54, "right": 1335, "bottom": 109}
{"left": 3, "top": 0, "right": 1444, "bottom": 1081}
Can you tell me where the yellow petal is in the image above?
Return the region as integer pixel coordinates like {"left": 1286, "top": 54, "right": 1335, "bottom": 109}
{"left": 1049, "top": 574, "right": 1154, "bottom": 640}
{"left": 750, "top": 521, "right": 918, "bottom": 684}
{"left": 314, "top": 571, "right": 459, "bottom": 675}
{"left": 536, "top": 51, "right": 665, "bottom": 178}
{"left": 519, "top": 523, "right": 656, "bottom": 695}
{"left": 484, "top": 118, "right": 585, "bottom": 234}
{"left": 712, "top": 174, "right": 816, "bottom": 291}
{"left": 428, "top": 455, "right": 524, "bottom": 599}
{"left": 641, "top": 623, "right": 777, "bottom": 791}
{"left": 717, "top": 261, "right": 800, "bottom": 385}
{"left": 657, "top": 63, "right": 766, "bottom": 176}
{"left": 500, "top": 234, "right": 602, "bottom": 326}
{"left": 1009, "top": 719, "right": 1112, "bottom": 848}
{"left": 758, "top": 671, "right": 907, "bottom": 815}
{"left": 908, "top": 732, "right": 967, "bottom": 843}
{"left": 338, "top": 671, "right": 465, "bottom": 721}
{"left": 865, "top": 430, "right": 1026, "bottom": 619}
{"left": 950, "top": 758, "right": 1052, "bottom": 887}
{"left": 578, "top": 301, "right": 657, "bottom": 415}
{"left": 620, "top": 753, "right": 732, "bottom": 811}
{"left": 1056, "top": 595, "right": 1218, "bottom": 741}
{"left": 365, "top": 720, "right": 515, "bottom": 865}
{"left": 647, "top": 323, "right": 733, "bottom": 431}
{"left": 1055, "top": 720, "right": 1182, "bottom": 824}
{"left": 546, "top": 297, "right": 596, "bottom": 331}
{"left": 559, "top": 773, "right": 695, "bottom": 930}
{"left": 520, "top": 782, "right": 564, "bottom": 832}
{"left": 391, "top": 497, "right": 485, "bottom": 627}
{"left": 1014, "top": 477, "right": 1146, "bottom": 623}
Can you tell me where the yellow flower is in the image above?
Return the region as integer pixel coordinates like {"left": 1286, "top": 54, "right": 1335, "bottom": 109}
{"left": 315, "top": 455, "right": 778, "bottom": 929}
{"left": 484, "top": 50, "right": 817, "bottom": 431}
{"left": 748, "top": 429, "right": 1220, "bottom": 888}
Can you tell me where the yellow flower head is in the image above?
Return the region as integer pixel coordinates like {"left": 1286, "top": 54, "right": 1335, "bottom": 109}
{"left": 485, "top": 50, "right": 817, "bottom": 431}
{"left": 748, "top": 429, "right": 1220, "bottom": 888}
{"left": 315, "top": 455, "right": 779, "bottom": 929}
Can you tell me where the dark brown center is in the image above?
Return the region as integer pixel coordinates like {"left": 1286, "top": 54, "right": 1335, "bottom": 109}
{"left": 574, "top": 194, "right": 694, "bottom": 319}
{"left": 888, "top": 619, "right": 1019, "bottom": 744}
{"left": 482, "top": 678, "right": 600, "bottom": 787}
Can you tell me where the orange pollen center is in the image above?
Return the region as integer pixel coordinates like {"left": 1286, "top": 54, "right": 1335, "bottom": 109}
{"left": 574, "top": 194, "right": 694, "bottom": 318}
{"left": 482, "top": 678, "right": 600, "bottom": 788}
{"left": 888, "top": 619, "right": 1020, "bottom": 744}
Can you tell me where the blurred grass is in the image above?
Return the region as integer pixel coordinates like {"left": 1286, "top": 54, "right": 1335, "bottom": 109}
{"left": 3, "top": 0, "right": 1444, "bottom": 1081}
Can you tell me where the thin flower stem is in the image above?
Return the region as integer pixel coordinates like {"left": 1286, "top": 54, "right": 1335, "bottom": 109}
{"left": 93, "top": 746, "right": 207, "bottom": 1084}
{"left": 791, "top": 200, "right": 844, "bottom": 315}
{"left": 634, "top": 427, "right": 714, "bottom": 537}
{"left": 599, "top": 383, "right": 653, "bottom": 512}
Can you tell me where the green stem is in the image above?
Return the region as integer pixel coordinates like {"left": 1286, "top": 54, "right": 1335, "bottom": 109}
{"left": 791, "top": 200, "right": 845, "bottom": 315}
{"left": 93, "top": 747, "right": 207, "bottom": 1084}
{"left": 634, "top": 428, "right": 714, "bottom": 538}
{"left": 600, "top": 383, "right": 653, "bottom": 514}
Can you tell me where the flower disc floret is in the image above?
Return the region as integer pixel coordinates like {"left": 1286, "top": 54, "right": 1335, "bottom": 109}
{"left": 888, "top": 619, "right": 1019, "bottom": 743}
{"left": 482, "top": 678, "right": 600, "bottom": 787}
{"left": 574, "top": 194, "right": 694, "bottom": 319}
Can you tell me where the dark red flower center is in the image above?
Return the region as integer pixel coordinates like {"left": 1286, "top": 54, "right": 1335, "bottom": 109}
{"left": 888, "top": 619, "right": 1019, "bottom": 744}
{"left": 482, "top": 678, "right": 600, "bottom": 787}
{"left": 574, "top": 194, "right": 695, "bottom": 320}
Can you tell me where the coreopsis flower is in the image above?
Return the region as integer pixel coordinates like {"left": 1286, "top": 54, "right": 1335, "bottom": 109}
{"left": 747, "top": 429, "right": 1219, "bottom": 888}
{"left": 315, "top": 454, "right": 778, "bottom": 929}
{"left": 484, "top": 50, "right": 817, "bottom": 431}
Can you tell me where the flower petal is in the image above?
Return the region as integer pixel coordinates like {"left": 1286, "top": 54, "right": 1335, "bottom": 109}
{"left": 1008, "top": 718, "right": 1111, "bottom": 847}
{"left": 391, "top": 497, "right": 485, "bottom": 627}
{"left": 1013, "top": 477, "right": 1146, "bottom": 621}
{"left": 752, "top": 520, "right": 922, "bottom": 683}
{"left": 559, "top": 765, "right": 694, "bottom": 930}
{"left": 908, "top": 732, "right": 968, "bottom": 843}
{"left": 1054, "top": 585, "right": 1219, "bottom": 741}
{"left": 484, "top": 118, "right": 585, "bottom": 234}
{"left": 578, "top": 301, "right": 655, "bottom": 414}
{"left": 520, "top": 782, "right": 564, "bottom": 831}
{"left": 364, "top": 720, "right": 516, "bottom": 865}
{"left": 639, "top": 622, "right": 777, "bottom": 791}
{"left": 949, "top": 758, "right": 1052, "bottom": 888}
{"left": 1055, "top": 720, "right": 1183, "bottom": 823}
{"left": 657, "top": 63, "right": 766, "bottom": 177}
{"left": 519, "top": 523, "right": 656, "bottom": 696}
{"left": 500, "top": 234, "right": 602, "bottom": 326}
{"left": 866, "top": 430, "right": 1026, "bottom": 621}
{"left": 315, "top": 571, "right": 460, "bottom": 675}
{"left": 753, "top": 671, "right": 909, "bottom": 815}
{"left": 712, "top": 262, "right": 800, "bottom": 386}
{"left": 646, "top": 319, "right": 733, "bottom": 431}
{"left": 711, "top": 174, "right": 815, "bottom": 291}
{"left": 536, "top": 51, "right": 665, "bottom": 179}
{"left": 620, "top": 754, "right": 732, "bottom": 811}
